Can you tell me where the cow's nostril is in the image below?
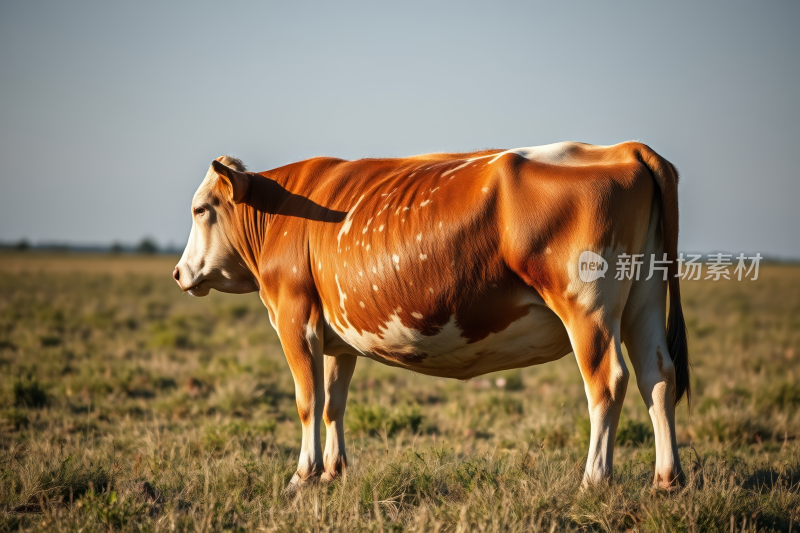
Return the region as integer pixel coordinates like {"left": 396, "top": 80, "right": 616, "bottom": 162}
{"left": 173, "top": 267, "right": 180, "bottom": 282}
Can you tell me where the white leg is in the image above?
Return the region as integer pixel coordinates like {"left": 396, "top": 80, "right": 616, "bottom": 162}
{"left": 568, "top": 320, "right": 629, "bottom": 486}
{"left": 322, "top": 352, "right": 357, "bottom": 481}
{"left": 623, "top": 310, "right": 681, "bottom": 487}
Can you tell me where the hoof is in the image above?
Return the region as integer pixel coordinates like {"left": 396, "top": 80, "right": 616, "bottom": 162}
{"left": 284, "top": 471, "right": 321, "bottom": 493}
{"left": 653, "top": 471, "right": 683, "bottom": 490}
{"left": 320, "top": 470, "right": 343, "bottom": 482}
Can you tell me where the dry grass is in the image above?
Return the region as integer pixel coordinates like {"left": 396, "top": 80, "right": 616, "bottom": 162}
{"left": 0, "top": 253, "right": 799, "bottom": 531}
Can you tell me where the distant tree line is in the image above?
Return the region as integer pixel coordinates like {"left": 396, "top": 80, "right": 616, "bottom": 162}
{"left": 0, "top": 238, "right": 179, "bottom": 254}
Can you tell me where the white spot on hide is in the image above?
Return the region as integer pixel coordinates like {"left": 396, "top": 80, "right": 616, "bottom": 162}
{"left": 335, "top": 274, "right": 347, "bottom": 310}
{"left": 442, "top": 160, "right": 471, "bottom": 176}
{"left": 337, "top": 195, "right": 364, "bottom": 250}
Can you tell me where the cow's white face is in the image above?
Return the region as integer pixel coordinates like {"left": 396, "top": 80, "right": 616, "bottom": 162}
{"left": 174, "top": 157, "right": 259, "bottom": 296}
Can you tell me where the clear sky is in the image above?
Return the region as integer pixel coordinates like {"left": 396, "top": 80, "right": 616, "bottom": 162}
{"left": 1, "top": 1, "right": 798, "bottom": 257}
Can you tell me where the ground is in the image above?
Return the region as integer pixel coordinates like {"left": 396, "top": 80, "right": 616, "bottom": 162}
{"left": 0, "top": 253, "right": 798, "bottom": 532}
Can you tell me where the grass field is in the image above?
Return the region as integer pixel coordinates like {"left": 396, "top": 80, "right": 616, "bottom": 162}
{"left": 0, "top": 253, "right": 799, "bottom": 531}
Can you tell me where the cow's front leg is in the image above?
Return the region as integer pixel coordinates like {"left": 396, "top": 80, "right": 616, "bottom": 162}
{"left": 279, "top": 307, "right": 325, "bottom": 490}
{"left": 321, "top": 353, "right": 357, "bottom": 481}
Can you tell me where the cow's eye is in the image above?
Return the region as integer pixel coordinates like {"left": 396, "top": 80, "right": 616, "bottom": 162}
{"left": 194, "top": 207, "right": 206, "bottom": 216}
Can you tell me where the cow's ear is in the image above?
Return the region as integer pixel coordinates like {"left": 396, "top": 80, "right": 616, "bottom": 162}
{"left": 212, "top": 159, "right": 250, "bottom": 203}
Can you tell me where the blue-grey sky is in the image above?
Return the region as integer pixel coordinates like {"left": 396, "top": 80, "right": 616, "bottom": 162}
{"left": 1, "top": 1, "right": 798, "bottom": 257}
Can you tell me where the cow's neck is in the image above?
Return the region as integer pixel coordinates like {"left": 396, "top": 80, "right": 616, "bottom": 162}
{"left": 233, "top": 173, "right": 297, "bottom": 278}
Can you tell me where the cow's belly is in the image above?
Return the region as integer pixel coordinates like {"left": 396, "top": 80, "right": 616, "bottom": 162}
{"left": 323, "top": 302, "right": 573, "bottom": 379}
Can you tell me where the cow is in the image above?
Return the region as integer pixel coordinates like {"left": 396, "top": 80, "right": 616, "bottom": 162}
{"left": 173, "top": 141, "right": 689, "bottom": 490}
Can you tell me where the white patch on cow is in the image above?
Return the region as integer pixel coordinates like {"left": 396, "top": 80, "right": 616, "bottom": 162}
{"left": 442, "top": 160, "right": 471, "bottom": 176}
{"left": 379, "top": 225, "right": 384, "bottom": 232}
{"left": 428, "top": 287, "right": 434, "bottom": 294}
{"left": 292, "top": 318, "right": 295, "bottom": 323}
{"left": 487, "top": 142, "right": 584, "bottom": 165}
{"left": 359, "top": 271, "right": 363, "bottom": 277}
{"left": 564, "top": 243, "right": 628, "bottom": 318}
{"left": 546, "top": 247, "right": 552, "bottom": 254}
{"left": 481, "top": 187, "right": 489, "bottom": 193}
{"left": 337, "top": 195, "right": 364, "bottom": 249}
{"left": 325, "top": 291, "right": 571, "bottom": 378}
{"left": 318, "top": 261, "right": 322, "bottom": 270}
{"left": 392, "top": 255, "right": 400, "bottom": 264}
{"left": 305, "top": 319, "right": 316, "bottom": 341}
{"left": 416, "top": 233, "right": 422, "bottom": 242}
{"left": 293, "top": 266, "right": 297, "bottom": 273}
{"left": 335, "top": 274, "right": 347, "bottom": 311}
{"left": 284, "top": 231, "right": 287, "bottom": 236}
{"left": 419, "top": 254, "right": 428, "bottom": 260}
{"left": 372, "top": 266, "right": 377, "bottom": 274}
{"left": 420, "top": 200, "right": 431, "bottom": 207}
{"left": 411, "top": 312, "right": 424, "bottom": 319}
{"left": 359, "top": 301, "right": 365, "bottom": 309}
{"left": 343, "top": 261, "right": 347, "bottom": 268}
{"left": 366, "top": 244, "right": 371, "bottom": 251}
{"left": 430, "top": 187, "right": 439, "bottom": 194}
{"left": 439, "top": 222, "right": 443, "bottom": 229}
{"left": 372, "top": 284, "right": 379, "bottom": 291}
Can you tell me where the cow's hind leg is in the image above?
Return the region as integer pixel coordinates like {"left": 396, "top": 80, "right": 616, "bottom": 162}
{"left": 567, "top": 317, "right": 629, "bottom": 486}
{"left": 321, "top": 353, "right": 357, "bottom": 481}
{"left": 623, "top": 281, "right": 682, "bottom": 488}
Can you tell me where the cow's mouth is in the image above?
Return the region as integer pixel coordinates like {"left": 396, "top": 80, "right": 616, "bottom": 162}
{"left": 185, "top": 278, "right": 209, "bottom": 296}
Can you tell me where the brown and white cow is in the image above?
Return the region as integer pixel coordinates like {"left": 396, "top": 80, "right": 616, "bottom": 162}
{"left": 174, "top": 141, "right": 689, "bottom": 489}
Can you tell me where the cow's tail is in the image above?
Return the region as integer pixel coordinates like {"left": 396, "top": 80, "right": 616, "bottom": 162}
{"left": 635, "top": 144, "right": 691, "bottom": 407}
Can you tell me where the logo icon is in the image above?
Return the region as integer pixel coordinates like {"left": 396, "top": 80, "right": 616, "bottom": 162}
{"left": 578, "top": 251, "right": 608, "bottom": 282}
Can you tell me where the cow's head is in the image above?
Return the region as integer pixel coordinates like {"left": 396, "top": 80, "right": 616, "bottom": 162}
{"left": 173, "top": 156, "right": 259, "bottom": 296}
